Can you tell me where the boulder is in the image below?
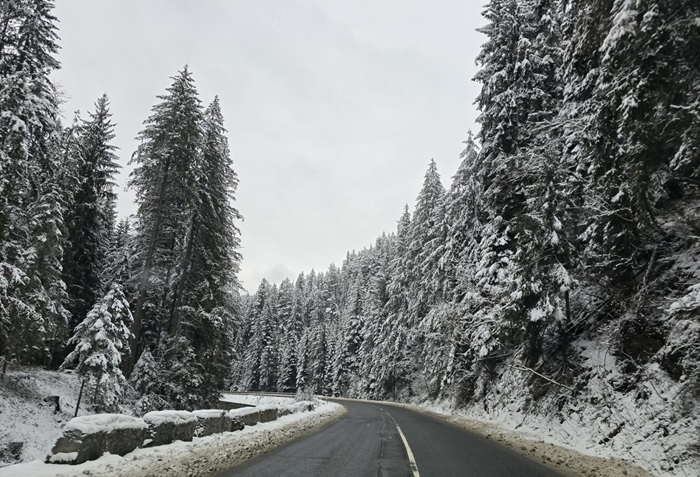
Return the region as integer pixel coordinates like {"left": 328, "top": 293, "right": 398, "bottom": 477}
{"left": 192, "top": 409, "right": 231, "bottom": 437}
{"left": 229, "top": 407, "right": 260, "bottom": 426}
{"left": 143, "top": 410, "right": 197, "bottom": 447}
{"left": 44, "top": 395, "right": 60, "bottom": 413}
{"left": 230, "top": 415, "right": 245, "bottom": 432}
{"left": 48, "top": 414, "right": 146, "bottom": 465}
{"left": 258, "top": 406, "right": 279, "bottom": 423}
{"left": 0, "top": 441, "right": 23, "bottom": 462}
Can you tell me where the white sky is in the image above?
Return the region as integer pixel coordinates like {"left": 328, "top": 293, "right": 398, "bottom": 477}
{"left": 52, "top": 0, "right": 485, "bottom": 292}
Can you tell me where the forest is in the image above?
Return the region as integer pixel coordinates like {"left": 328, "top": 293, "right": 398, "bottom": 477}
{"left": 0, "top": 0, "right": 242, "bottom": 411}
{"left": 232, "top": 2, "right": 700, "bottom": 470}
{"left": 1, "top": 1, "right": 699, "bottom": 470}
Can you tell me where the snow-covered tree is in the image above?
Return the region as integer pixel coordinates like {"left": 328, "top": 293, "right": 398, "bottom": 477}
{"left": 128, "top": 66, "right": 204, "bottom": 366}
{"left": 62, "top": 94, "right": 120, "bottom": 331}
{"left": 62, "top": 284, "right": 132, "bottom": 412}
{"left": 0, "top": 0, "right": 71, "bottom": 366}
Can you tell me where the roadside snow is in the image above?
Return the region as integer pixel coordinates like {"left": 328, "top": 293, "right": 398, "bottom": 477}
{"left": 403, "top": 339, "right": 699, "bottom": 477}
{"left": 220, "top": 393, "right": 295, "bottom": 407}
{"left": 0, "top": 401, "right": 346, "bottom": 477}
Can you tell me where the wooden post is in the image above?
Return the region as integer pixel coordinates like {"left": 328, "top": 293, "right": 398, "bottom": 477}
{"left": 0, "top": 356, "right": 8, "bottom": 381}
{"left": 74, "top": 377, "right": 86, "bottom": 417}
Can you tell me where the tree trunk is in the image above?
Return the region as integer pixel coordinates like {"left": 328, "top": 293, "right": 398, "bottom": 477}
{"left": 74, "top": 377, "right": 86, "bottom": 417}
{"left": 168, "top": 215, "right": 199, "bottom": 334}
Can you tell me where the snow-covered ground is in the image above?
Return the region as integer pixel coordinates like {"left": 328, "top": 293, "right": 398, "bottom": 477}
{"left": 0, "top": 368, "right": 86, "bottom": 465}
{"left": 407, "top": 340, "right": 699, "bottom": 477}
{"left": 0, "top": 370, "right": 346, "bottom": 476}
{"left": 0, "top": 401, "right": 345, "bottom": 477}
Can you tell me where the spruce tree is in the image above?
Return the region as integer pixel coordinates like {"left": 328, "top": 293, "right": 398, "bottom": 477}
{"left": 128, "top": 66, "right": 204, "bottom": 368}
{"left": 63, "top": 94, "right": 120, "bottom": 332}
{"left": 62, "top": 284, "right": 132, "bottom": 412}
{"left": 0, "top": 0, "right": 71, "bottom": 366}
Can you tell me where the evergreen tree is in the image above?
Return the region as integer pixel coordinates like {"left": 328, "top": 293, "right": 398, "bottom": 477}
{"left": 62, "top": 94, "right": 120, "bottom": 331}
{"left": 128, "top": 349, "right": 168, "bottom": 413}
{"left": 0, "top": 0, "right": 71, "bottom": 366}
{"left": 128, "top": 66, "right": 204, "bottom": 367}
{"left": 62, "top": 284, "right": 132, "bottom": 412}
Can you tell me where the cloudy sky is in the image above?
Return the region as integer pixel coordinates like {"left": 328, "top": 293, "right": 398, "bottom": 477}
{"left": 52, "top": 0, "right": 486, "bottom": 292}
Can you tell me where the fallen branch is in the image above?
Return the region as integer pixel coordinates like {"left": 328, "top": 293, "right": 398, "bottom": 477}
{"left": 506, "top": 364, "right": 575, "bottom": 392}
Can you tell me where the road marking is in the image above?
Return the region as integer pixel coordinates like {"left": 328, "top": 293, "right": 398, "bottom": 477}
{"left": 379, "top": 407, "right": 420, "bottom": 477}
{"left": 395, "top": 421, "right": 420, "bottom": 477}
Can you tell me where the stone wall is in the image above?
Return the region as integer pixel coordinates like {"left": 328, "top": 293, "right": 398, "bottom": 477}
{"left": 45, "top": 401, "right": 317, "bottom": 465}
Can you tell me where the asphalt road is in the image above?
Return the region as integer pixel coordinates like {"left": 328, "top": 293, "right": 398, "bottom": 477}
{"left": 212, "top": 400, "right": 563, "bottom": 477}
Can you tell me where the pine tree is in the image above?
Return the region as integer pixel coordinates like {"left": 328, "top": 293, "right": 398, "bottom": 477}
{"left": 276, "top": 278, "right": 299, "bottom": 391}
{"left": 443, "top": 133, "right": 482, "bottom": 300}
{"left": 582, "top": 0, "right": 700, "bottom": 288}
{"left": 407, "top": 160, "right": 446, "bottom": 324}
{"left": 0, "top": 0, "right": 71, "bottom": 366}
{"left": 128, "top": 66, "right": 204, "bottom": 368}
{"left": 128, "top": 349, "right": 168, "bottom": 413}
{"left": 62, "top": 284, "right": 132, "bottom": 412}
{"left": 161, "top": 96, "right": 242, "bottom": 403}
{"left": 63, "top": 94, "right": 120, "bottom": 332}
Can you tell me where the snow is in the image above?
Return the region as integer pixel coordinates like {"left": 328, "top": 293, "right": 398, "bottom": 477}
{"left": 0, "top": 401, "right": 345, "bottom": 477}
{"left": 220, "top": 392, "right": 296, "bottom": 407}
{"left": 191, "top": 409, "right": 225, "bottom": 418}
{"left": 143, "top": 410, "right": 197, "bottom": 425}
{"left": 47, "top": 453, "right": 78, "bottom": 464}
{"left": 410, "top": 339, "right": 700, "bottom": 477}
{"left": 64, "top": 414, "right": 146, "bottom": 434}
{"left": 0, "top": 369, "right": 86, "bottom": 465}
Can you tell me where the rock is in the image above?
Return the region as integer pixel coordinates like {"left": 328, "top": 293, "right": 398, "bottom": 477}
{"left": 230, "top": 408, "right": 260, "bottom": 426}
{"left": 49, "top": 428, "right": 106, "bottom": 465}
{"left": 258, "top": 407, "right": 278, "bottom": 423}
{"left": 104, "top": 424, "right": 147, "bottom": 456}
{"left": 0, "top": 441, "right": 23, "bottom": 462}
{"left": 47, "top": 414, "right": 147, "bottom": 465}
{"left": 44, "top": 395, "right": 61, "bottom": 413}
{"left": 230, "top": 416, "right": 244, "bottom": 432}
{"left": 143, "top": 411, "right": 197, "bottom": 447}
{"left": 192, "top": 410, "right": 231, "bottom": 437}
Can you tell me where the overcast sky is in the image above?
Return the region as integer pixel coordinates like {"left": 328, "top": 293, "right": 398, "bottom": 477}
{"left": 52, "top": 0, "right": 486, "bottom": 292}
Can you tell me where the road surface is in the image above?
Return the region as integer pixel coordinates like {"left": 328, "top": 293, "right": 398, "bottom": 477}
{"left": 212, "top": 400, "right": 563, "bottom": 477}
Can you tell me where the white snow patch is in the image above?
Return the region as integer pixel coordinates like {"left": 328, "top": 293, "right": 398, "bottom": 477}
{"left": 220, "top": 393, "right": 296, "bottom": 407}
{"left": 65, "top": 414, "right": 146, "bottom": 434}
{"left": 143, "top": 410, "right": 197, "bottom": 425}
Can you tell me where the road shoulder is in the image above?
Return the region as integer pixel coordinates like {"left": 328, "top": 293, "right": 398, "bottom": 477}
{"left": 385, "top": 401, "right": 656, "bottom": 477}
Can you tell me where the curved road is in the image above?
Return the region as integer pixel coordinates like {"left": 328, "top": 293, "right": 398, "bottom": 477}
{"left": 212, "top": 400, "right": 562, "bottom": 477}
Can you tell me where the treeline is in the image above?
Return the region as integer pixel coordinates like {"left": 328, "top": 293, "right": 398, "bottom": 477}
{"left": 234, "top": 0, "right": 700, "bottom": 408}
{"left": 0, "top": 1, "right": 242, "bottom": 411}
